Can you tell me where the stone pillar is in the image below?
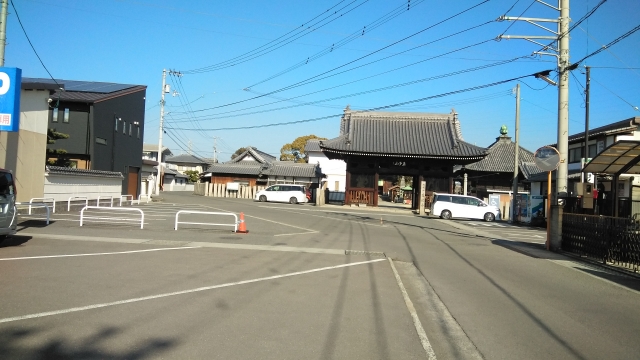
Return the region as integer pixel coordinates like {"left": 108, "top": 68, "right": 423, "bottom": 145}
{"left": 549, "top": 204, "right": 563, "bottom": 251}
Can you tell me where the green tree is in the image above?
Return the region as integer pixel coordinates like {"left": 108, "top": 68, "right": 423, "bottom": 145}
{"left": 280, "top": 135, "right": 327, "bottom": 163}
{"left": 231, "top": 147, "right": 248, "bottom": 160}
{"left": 46, "top": 128, "right": 71, "bottom": 167}
{"left": 183, "top": 170, "right": 200, "bottom": 183}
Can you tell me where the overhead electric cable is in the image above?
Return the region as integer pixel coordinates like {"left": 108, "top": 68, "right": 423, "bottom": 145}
{"left": 246, "top": 0, "right": 427, "bottom": 88}
{"left": 182, "top": 0, "right": 367, "bottom": 74}
{"left": 169, "top": 56, "right": 524, "bottom": 123}
{"left": 10, "top": 0, "right": 60, "bottom": 87}
{"left": 571, "top": 24, "right": 640, "bottom": 66}
{"left": 166, "top": 71, "right": 538, "bottom": 131}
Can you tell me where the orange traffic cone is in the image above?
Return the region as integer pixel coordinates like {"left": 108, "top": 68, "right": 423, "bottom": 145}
{"left": 236, "top": 212, "right": 248, "bottom": 233}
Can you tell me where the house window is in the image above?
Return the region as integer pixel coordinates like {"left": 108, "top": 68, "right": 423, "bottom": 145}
{"left": 96, "top": 137, "right": 107, "bottom": 145}
{"left": 588, "top": 144, "right": 597, "bottom": 158}
{"left": 123, "top": 121, "right": 127, "bottom": 134}
{"left": 335, "top": 181, "right": 339, "bottom": 191}
{"left": 52, "top": 108, "right": 58, "bottom": 122}
{"left": 129, "top": 123, "right": 132, "bottom": 136}
{"left": 115, "top": 117, "right": 118, "bottom": 131}
{"left": 568, "top": 147, "right": 583, "bottom": 163}
{"left": 63, "top": 108, "right": 70, "bottom": 123}
{"left": 137, "top": 126, "right": 140, "bottom": 139}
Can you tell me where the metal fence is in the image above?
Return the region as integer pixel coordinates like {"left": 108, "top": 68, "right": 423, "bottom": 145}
{"left": 562, "top": 213, "right": 640, "bottom": 272}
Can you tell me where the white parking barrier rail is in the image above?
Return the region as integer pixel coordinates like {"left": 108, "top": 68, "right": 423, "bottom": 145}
{"left": 175, "top": 210, "right": 238, "bottom": 232}
{"left": 96, "top": 196, "right": 114, "bottom": 208}
{"left": 17, "top": 202, "right": 50, "bottom": 224}
{"left": 119, "top": 195, "right": 133, "bottom": 206}
{"left": 67, "top": 196, "right": 88, "bottom": 211}
{"left": 134, "top": 194, "right": 151, "bottom": 204}
{"left": 29, "top": 197, "right": 55, "bottom": 215}
{"left": 80, "top": 206, "right": 145, "bottom": 229}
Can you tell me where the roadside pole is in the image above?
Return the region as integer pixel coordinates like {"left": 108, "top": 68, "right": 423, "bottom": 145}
{"left": 511, "top": 83, "right": 520, "bottom": 223}
{"left": 547, "top": 171, "right": 551, "bottom": 250}
{"left": 0, "top": 0, "right": 7, "bottom": 66}
{"left": 155, "top": 69, "right": 167, "bottom": 196}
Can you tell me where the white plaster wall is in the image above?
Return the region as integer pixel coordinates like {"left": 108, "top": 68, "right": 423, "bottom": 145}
{"left": 44, "top": 175, "right": 123, "bottom": 202}
{"left": 308, "top": 150, "right": 346, "bottom": 191}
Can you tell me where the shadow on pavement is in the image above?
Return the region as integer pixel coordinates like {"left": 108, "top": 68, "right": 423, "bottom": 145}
{"left": 0, "top": 235, "right": 32, "bottom": 248}
{"left": 16, "top": 220, "right": 54, "bottom": 231}
{"left": 574, "top": 266, "right": 640, "bottom": 292}
{"left": 0, "top": 325, "right": 177, "bottom": 359}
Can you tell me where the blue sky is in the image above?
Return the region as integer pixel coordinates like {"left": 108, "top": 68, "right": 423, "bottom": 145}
{"left": 9, "top": 0, "right": 640, "bottom": 160}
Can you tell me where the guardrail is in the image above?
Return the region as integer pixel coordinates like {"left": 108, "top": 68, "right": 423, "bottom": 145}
{"left": 29, "top": 197, "right": 55, "bottom": 215}
{"left": 17, "top": 202, "right": 50, "bottom": 224}
{"left": 80, "top": 206, "right": 145, "bottom": 229}
{"left": 96, "top": 196, "right": 114, "bottom": 208}
{"left": 67, "top": 196, "right": 88, "bottom": 211}
{"left": 133, "top": 194, "right": 151, "bottom": 205}
{"left": 174, "top": 210, "right": 238, "bottom": 232}
{"left": 119, "top": 195, "right": 133, "bottom": 206}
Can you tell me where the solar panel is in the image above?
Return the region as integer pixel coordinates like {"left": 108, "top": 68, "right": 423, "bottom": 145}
{"left": 22, "top": 78, "right": 137, "bottom": 93}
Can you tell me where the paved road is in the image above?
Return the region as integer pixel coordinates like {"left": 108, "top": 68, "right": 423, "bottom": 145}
{"left": 2, "top": 192, "right": 639, "bottom": 359}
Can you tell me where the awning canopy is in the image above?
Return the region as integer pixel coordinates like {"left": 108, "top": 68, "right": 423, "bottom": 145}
{"left": 583, "top": 140, "right": 640, "bottom": 175}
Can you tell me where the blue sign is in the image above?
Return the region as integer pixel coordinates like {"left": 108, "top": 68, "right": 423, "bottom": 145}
{"left": 0, "top": 67, "right": 22, "bottom": 132}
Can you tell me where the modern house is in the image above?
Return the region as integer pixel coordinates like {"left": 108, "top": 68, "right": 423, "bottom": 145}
{"left": 33, "top": 78, "right": 147, "bottom": 197}
{"left": 165, "top": 153, "right": 209, "bottom": 176}
{"left": 306, "top": 139, "right": 346, "bottom": 192}
{"left": 529, "top": 116, "right": 640, "bottom": 218}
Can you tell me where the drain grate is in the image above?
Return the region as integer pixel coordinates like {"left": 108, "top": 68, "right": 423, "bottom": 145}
{"left": 345, "top": 250, "right": 386, "bottom": 257}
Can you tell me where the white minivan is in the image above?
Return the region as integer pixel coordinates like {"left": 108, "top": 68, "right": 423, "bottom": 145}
{"left": 255, "top": 184, "right": 309, "bottom": 204}
{"left": 431, "top": 193, "right": 500, "bottom": 222}
{"left": 0, "top": 169, "right": 17, "bottom": 242}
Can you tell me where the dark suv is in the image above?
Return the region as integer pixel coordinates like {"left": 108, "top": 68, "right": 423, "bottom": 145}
{"left": 0, "top": 169, "right": 17, "bottom": 242}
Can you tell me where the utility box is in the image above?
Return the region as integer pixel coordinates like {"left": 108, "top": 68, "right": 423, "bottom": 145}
{"left": 575, "top": 182, "right": 594, "bottom": 209}
{"left": 574, "top": 182, "right": 593, "bottom": 196}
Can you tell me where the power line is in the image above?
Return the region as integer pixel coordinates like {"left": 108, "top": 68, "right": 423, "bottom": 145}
{"left": 571, "top": 24, "right": 640, "bottom": 66}
{"left": 169, "top": 56, "right": 524, "bottom": 123}
{"left": 10, "top": 0, "right": 60, "bottom": 87}
{"left": 182, "top": 0, "right": 367, "bottom": 74}
{"left": 245, "top": 0, "right": 427, "bottom": 88}
{"left": 590, "top": 77, "right": 639, "bottom": 111}
{"left": 166, "top": 71, "right": 538, "bottom": 132}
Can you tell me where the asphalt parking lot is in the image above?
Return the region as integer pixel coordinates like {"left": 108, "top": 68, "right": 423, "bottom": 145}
{"left": 3, "top": 192, "right": 640, "bottom": 359}
{"left": 1, "top": 193, "right": 444, "bottom": 359}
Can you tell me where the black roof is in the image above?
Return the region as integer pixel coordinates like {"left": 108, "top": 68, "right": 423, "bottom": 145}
{"left": 550, "top": 117, "right": 640, "bottom": 146}
{"left": 462, "top": 133, "right": 536, "bottom": 176}
{"left": 204, "top": 147, "right": 322, "bottom": 178}
{"left": 165, "top": 154, "right": 208, "bottom": 165}
{"left": 46, "top": 166, "right": 123, "bottom": 178}
{"left": 320, "top": 109, "right": 487, "bottom": 160}
{"left": 22, "top": 77, "right": 146, "bottom": 103}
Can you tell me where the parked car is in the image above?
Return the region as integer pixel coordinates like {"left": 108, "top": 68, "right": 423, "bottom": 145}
{"left": 430, "top": 193, "right": 500, "bottom": 222}
{"left": 0, "top": 169, "right": 17, "bottom": 242}
{"left": 255, "top": 184, "right": 309, "bottom": 204}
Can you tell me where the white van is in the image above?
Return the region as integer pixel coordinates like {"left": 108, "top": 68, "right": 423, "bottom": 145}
{"left": 255, "top": 184, "right": 309, "bottom": 204}
{"left": 0, "top": 169, "right": 17, "bottom": 242}
{"left": 431, "top": 193, "right": 500, "bottom": 222}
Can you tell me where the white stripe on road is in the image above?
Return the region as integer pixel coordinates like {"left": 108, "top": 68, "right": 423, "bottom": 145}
{"left": 388, "top": 258, "right": 436, "bottom": 360}
{"left": 0, "top": 259, "right": 386, "bottom": 324}
{"left": 0, "top": 246, "right": 199, "bottom": 261}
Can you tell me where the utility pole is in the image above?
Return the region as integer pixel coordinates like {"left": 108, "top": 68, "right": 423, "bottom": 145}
{"left": 212, "top": 137, "right": 219, "bottom": 163}
{"left": 583, "top": 66, "right": 591, "bottom": 176}
{"left": 499, "top": 0, "right": 571, "bottom": 201}
{"left": 156, "top": 69, "right": 168, "bottom": 196}
{"left": 0, "top": 0, "right": 8, "bottom": 66}
{"left": 155, "top": 69, "right": 182, "bottom": 195}
{"left": 511, "top": 83, "right": 521, "bottom": 223}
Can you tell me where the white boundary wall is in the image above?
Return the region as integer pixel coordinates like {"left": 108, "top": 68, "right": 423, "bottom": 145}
{"left": 44, "top": 173, "right": 123, "bottom": 202}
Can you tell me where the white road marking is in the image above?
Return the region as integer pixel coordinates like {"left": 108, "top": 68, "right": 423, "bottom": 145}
{"left": 199, "top": 204, "right": 318, "bottom": 233}
{"left": 0, "top": 258, "right": 386, "bottom": 324}
{"left": 273, "top": 231, "right": 318, "bottom": 237}
{"left": 0, "top": 246, "right": 199, "bottom": 261}
{"left": 258, "top": 205, "right": 416, "bottom": 217}
{"left": 388, "top": 258, "right": 436, "bottom": 360}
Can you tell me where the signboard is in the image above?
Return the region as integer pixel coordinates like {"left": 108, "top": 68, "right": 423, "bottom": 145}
{"left": 488, "top": 194, "right": 500, "bottom": 208}
{"left": 531, "top": 195, "right": 544, "bottom": 218}
{"left": 0, "top": 67, "right": 22, "bottom": 132}
{"left": 226, "top": 182, "right": 239, "bottom": 191}
{"left": 533, "top": 146, "right": 560, "bottom": 172}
